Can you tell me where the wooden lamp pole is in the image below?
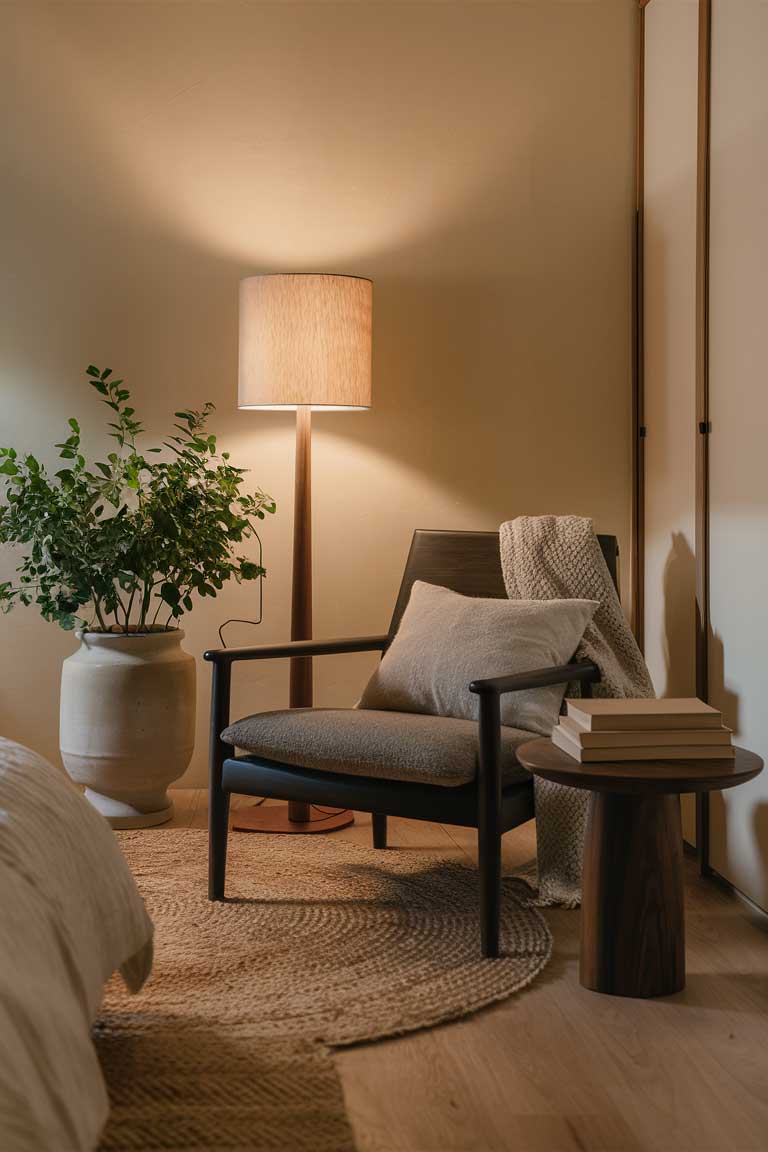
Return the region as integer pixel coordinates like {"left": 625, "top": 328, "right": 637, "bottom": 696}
{"left": 285, "top": 403, "right": 331, "bottom": 826}
{"left": 288, "top": 405, "right": 313, "bottom": 721}
{"left": 232, "top": 273, "right": 372, "bottom": 834}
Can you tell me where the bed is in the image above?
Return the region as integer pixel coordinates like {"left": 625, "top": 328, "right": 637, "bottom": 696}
{"left": 0, "top": 737, "right": 153, "bottom": 1152}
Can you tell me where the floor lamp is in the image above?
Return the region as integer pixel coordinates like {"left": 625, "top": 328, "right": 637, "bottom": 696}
{"left": 233, "top": 272, "right": 373, "bottom": 833}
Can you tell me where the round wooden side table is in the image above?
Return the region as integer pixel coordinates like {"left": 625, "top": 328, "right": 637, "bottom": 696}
{"left": 516, "top": 740, "right": 763, "bottom": 999}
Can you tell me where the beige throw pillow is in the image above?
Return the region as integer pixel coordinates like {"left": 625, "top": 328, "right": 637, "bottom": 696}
{"left": 359, "top": 581, "right": 599, "bottom": 736}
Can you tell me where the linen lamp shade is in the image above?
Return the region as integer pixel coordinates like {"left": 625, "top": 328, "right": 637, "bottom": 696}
{"left": 238, "top": 273, "right": 372, "bottom": 410}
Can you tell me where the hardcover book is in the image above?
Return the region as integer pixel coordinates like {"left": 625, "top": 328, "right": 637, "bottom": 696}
{"left": 566, "top": 697, "right": 722, "bottom": 733}
{"left": 557, "top": 714, "right": 732, "bottom": 748}
{"left": 552, "top": 724, "right": 735, "bottom": 763}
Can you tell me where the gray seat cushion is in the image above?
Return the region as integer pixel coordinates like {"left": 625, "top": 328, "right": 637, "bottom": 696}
{"left": 221, "top": 708, "right": 535, "bottom": 788}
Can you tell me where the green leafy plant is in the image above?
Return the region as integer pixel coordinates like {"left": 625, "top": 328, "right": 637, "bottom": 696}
{"left": 0, "top": 366, "right": 275, "bottom": 632}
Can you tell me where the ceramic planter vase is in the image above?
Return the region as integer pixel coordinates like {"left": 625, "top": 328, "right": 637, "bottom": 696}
{"left": 60, "top": 629, "right": 196, "bottom": 828}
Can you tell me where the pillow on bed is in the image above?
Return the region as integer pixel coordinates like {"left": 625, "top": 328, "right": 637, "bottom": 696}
{"left": 359, "top": 581, "right": 598, "bottom": 736}
{"left": 0, "top": 737, "right": 153, "bottom": 1152}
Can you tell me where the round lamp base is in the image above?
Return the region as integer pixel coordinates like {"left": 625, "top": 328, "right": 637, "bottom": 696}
{"left": 232, "top": 803, "right": 354, "bottom": 834}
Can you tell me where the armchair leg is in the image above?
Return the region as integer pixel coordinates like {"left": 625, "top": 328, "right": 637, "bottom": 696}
{"left": 209, "top": 785, "right": 230, "bottom": 900}
{"left": 372, "top": 813, "right": 387, "bottom": 849}
{"left": 208, "top": 661, "right": 232, "bottom": 901}
{"left": 477, "top": 691, "right": 502, "bottom": 958}
{"left": 479, "top": 825, "right": 501, "bottom": 958}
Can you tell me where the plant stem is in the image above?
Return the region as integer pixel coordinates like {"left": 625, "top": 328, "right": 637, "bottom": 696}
{"left": 112, "top": 587, "right": 130, "bottom": 628}
{"left": 124, "top": 585, "right": 138, "bottom": 631}
{"left": 139, "top": 579, "right": 152, "bottom": 631}
{"left": 93, "top": 598, "right": 108, "bottom": 631}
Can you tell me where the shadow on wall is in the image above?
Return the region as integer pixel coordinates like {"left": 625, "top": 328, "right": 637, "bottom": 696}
{"left": 707, "top": 625, "right": 744, "bottom": 889}
{"left": 700, "top": 621, "right": 750, "bottom": 894}
{"left": 659, "top": 534, "right": 740, "bottom": 732}
{"left": 709, "top": 627, "right": 740, "bottom": 736}
{"left": 661, "top": 531, "right": 696, "bottom": 697}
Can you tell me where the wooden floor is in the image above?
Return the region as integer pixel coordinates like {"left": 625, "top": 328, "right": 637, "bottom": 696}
{"left": 166, "top": 791, "right": 768, "bottom": 1152}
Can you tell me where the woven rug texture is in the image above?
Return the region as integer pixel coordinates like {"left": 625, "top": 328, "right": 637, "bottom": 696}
{"left": 96, "top": 830, "right": 552, "bottom": 1150}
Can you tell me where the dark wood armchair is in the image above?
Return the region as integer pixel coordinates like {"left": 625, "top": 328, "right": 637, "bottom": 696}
{"left": 204, "top": 529, "right": 618, "bottom": 957}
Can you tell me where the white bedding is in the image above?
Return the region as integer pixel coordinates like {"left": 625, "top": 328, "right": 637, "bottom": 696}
{"left": 0, "top": 737, "right": 153, "bottom": 1152}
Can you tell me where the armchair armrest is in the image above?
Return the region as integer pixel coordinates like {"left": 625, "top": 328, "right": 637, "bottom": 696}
{"left": 473, "top": 658, "right": 601, "bottom": 941}
{"left": 203, "top": 633, "right": 390, "bottom": 665}
{"left": 469, "top": 659, "right": 600, "bottom": 698}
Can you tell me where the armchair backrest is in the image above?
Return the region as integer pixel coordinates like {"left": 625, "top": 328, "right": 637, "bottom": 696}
{"left": 389, "top": 529, "right": 619, "bottom": 638}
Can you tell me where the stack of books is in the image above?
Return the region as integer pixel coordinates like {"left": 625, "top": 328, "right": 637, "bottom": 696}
{"left": 551, "top": 697, "right": 734, "bottom": 762}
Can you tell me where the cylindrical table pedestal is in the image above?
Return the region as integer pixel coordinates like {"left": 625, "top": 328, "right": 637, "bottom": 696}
{"left": 580, "top": 791, "right": 685, "bottom": 998}
{"left": 517, "top": 738, "right": 763, "bottom": 1000}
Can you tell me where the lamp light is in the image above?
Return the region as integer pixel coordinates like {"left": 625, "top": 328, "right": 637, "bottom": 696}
{"left": 234, "top": 273, "right": 372, "bottom": 833}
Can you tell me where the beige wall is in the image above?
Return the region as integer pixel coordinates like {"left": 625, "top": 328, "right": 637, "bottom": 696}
{"left": 643, "top": 0, "right": 699, "bottom": 843}
{"left": 642, "top": 0, "right": 768, "bottom": 909}
{"left": 0, "top": 1, "right": 637, "bottom": 787}
{"left": 708, "top": 0, "right": 768, "bottom": 910}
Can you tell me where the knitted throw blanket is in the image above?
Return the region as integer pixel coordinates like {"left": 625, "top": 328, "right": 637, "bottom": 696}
{"left": 499, "top": 515, "right": 655, "bottom": 906}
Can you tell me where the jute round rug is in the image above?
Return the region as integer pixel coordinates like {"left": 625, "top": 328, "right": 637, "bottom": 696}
{"left": 96, "top": 829, "right": 552, "bottom": 1151}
